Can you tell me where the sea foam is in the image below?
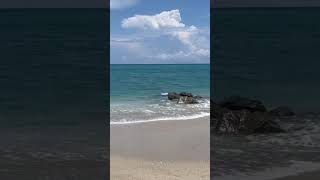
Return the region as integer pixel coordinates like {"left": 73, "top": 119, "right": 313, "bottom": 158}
{"left": 110, "top": 112, "right": 209, "bottom": 125}
{"left": 215, "top": 160, "right": 320, "bottom": 180}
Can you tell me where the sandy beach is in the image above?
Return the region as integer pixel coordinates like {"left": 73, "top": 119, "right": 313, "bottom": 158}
{"left": 110, "top": 118, "right": 210, "bottom": 180}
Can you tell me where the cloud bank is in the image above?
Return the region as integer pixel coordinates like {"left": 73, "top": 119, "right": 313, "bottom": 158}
{"left": 121, "top": 9, "right": 185, "bottom": 30}
{"left": 113, "top": 9, "right": 209, "bottom": 63}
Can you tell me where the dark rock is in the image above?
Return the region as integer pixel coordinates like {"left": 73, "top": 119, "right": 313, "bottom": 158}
{"left": 168, "top": 92, "right": 199, "bottom": 104}
{"left": 212, "top": 109, "right": 246, "bottom": 134}
{"left": 269, "top": 106, "right": 295, "bottom": 117}
{"left": 244, "top": 112, "right": 285, "bottom": 134}
{"left": 194, "top": 95, "right": 203, "bottom": 99}
{"left": 212, "top": 103, "right": 285, "bottom": 135}
{"left": 212, "top": 103, "right": 242, "bottom": 134}
{"left": 168, "top": 92, "right": 180, "bottom": 100}
{"left": 211, "top": 106, "right": 227, "bottom": 134}
{"left": 183, "top": 96, "right": 198, "bottom": 104}
{"left": 211, "top": 103, "right": 225, "bottom": 119}
{"left": 179, "top": 92, "right": 193, "bottom": 97}
{"left": 241, "top": 111, "right": 269, "bottom": 133}
{"left": 254, "top": 120, "right": 286, "bottom": 133}
{"left": 219, "top": 96, "right": 267, "bottom": 112}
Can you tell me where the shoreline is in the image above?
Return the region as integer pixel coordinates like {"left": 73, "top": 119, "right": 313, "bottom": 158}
{"left": 110, "top": 112, "right": 210, "bottom": 125}
{"left": 214, "top": 168, "right": 320, "bottom": 180}
{"left": 110, "top": 117, "right": 210, "bottom": 179}
{"left": 213, "top": 159, "right": 320, "bottom": 180}
{"left": 0, "top": 126, "right": 107, "bottom": 180}
{"left": 273, "top": 170, "right": 320, "bottom": 180}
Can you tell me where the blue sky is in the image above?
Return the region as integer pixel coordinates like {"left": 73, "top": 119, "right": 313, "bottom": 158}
{"left": 110, "top": 0, "right": 210, "bottom": 64}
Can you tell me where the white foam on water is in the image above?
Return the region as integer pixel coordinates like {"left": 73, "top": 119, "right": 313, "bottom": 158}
{"left": 161, "top": 92, "right": 168, "bottom": 96}
{"left": 143, "top": 109, "right": 155, "bottom": 113}
{"left": 246, "top": 116, "right": 320, "bottom": 148}
{"left": 215, "top": 160, "right": 320, "bottom": 180}
{"left": 110, "top": 112, "right": 209, "bottom": 125}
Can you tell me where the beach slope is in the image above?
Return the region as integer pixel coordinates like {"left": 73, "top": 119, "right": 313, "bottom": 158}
{"left": 110, "top": 117, "right": 210, "bottom": 180}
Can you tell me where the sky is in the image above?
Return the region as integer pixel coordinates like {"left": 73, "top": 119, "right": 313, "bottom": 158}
{"left": 110, "top": 0, "right": 210, "bottom": 64}
{"left": 1, "top": 0, "right": 320, "bottom": 8}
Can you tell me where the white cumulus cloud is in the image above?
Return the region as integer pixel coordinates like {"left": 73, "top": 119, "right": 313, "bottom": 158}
{"left": 121, "top": 9, "right": 185, "bottom": 30}
{"left": 115, "top": 9, "right": 210, "bottom": 63}
{"left": 169, "top": 26, "right": 210, "bottom": 58}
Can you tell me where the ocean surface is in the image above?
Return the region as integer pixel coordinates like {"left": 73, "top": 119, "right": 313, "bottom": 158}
{"left": 212, "top": 8, "right": 320, "bottom": 179}
{"left": 0, "top": 9, "right": 108, "bottom": 127}
{"left": 0, "top": 9, "right": 108, "bottom": 179}
{"left": 110, "top": 64, "right": 210, "bottom": 124}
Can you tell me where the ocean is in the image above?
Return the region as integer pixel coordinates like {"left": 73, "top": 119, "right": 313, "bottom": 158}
{"left": 0, "top": 9, "right": 108, "bottom": 179}
{"left": 0, "top": 9, "right": 108, "bottom": 127}
{"left": 110, "top": 64, "right": 210, "bottom": 124}
{"left": 213, "top": 7, "right": 320, "bottom": 113}
{"left": 212, "top": 7, "right": 320, "bottom": 179}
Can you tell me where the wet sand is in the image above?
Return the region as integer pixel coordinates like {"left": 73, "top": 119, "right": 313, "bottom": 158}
{"left": 110, "top": 118, "right": 210, "bottom": 180}
{"left": 274, "top": 170, "right": 320, "bottom": 180}
{"left": 0, "top": 126, "right": 107, "bottom": 180}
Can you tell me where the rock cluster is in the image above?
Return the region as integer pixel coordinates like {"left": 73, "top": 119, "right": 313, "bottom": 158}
{"left": 212, "top": 96, "right": 295, "bottom": 135}
{"left": 167, "top": 92, "right": 202, "bottom": 104}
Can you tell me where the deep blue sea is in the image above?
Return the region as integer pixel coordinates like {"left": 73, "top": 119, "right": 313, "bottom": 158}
{"left": 213, "top": 7, "right": 320, "bottom": 113}
{"left": 213, "top": 8, "right": 320, "bottom": 180}
{"left": 0, "top": 9, "right": 108, "bottom": 179}
{"left": 110, "top": 64, "right": 210, "bottom": 124}
{"left": 0, "top": 9, "right": 108, "bottom": 127}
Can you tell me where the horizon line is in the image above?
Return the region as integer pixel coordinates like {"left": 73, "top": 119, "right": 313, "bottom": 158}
{"left": 1, "top": 6, "right": 320, "bottom": 9}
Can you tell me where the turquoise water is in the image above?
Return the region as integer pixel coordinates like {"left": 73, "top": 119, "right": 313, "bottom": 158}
{"left": 110, "top": 64, "right": 210, "bottom": 123}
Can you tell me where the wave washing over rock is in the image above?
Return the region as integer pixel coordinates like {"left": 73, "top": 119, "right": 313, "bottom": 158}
{"left": 111, "top": 92, "right": 210, "bottom": 125}
{"left": 212, "top": 96, "right": 320, "bottom": 179}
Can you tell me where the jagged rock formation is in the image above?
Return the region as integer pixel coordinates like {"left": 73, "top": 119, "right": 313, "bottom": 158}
{"left": 212, "top": 96, "right": 293, "bottom": 135}
{"left": 167, "top": 92, "right": 202, "bottom": 104}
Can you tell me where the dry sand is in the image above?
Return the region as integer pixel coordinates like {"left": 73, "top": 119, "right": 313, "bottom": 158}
{"left": 110, "top": 118, "right": 210, "bottom": 180}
